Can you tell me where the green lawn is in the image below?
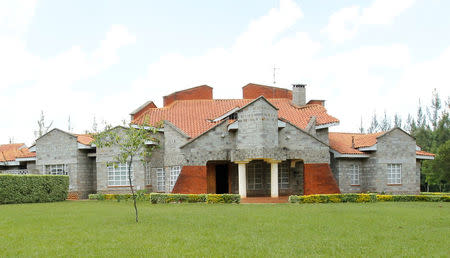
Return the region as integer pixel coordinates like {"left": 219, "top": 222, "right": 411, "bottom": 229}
{"left": 1, "top": 201, "right": 449, "bottom": 257}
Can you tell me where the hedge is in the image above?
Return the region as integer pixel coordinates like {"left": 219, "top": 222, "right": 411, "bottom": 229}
{"left": 0, "top": 175, "right": 69, "bottom": 204}
{"left": 88, "top": 193, "right": 240, "bottom": 204}
{"left": 289, "top": 193, "right": 450, "bottom": 204}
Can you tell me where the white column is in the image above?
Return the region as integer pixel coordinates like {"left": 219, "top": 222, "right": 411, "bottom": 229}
{"left": 238, "top": 163, "right": 247, "bottom": 198}
{"left": 271, "top": 162, "right": 279, "bottom": 198}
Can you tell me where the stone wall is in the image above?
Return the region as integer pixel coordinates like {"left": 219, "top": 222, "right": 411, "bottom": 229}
{"left": 95, "top": 127, "right": 165, "bottom": 194}
{"left": 36, "top": 129, "right": 79, "bottom": 192}
{"left": 334, "top": 159, "right": 364, "bottom": 193}
{"left": 331, "top": 128, "right": 420, "bottom": 195}
{"left": 181, "top": 121, "right": 235, "bottom": 166}
{"left": 371, "top": 129, "right": 418, "bottom": 194}
{"left": 236, "top": 98, "right": 278, "bottom": 150}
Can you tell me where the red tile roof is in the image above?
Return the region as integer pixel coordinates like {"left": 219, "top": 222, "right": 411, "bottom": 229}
{"left": 74, "top": 134, "right": 94, "bottom": 145}
{"left": 0, "top": 144, "right": 35, "bottom": 162}
{"left": 329, "top": 132, "right": 435, "bottom": 157}
{"left": 133, "top": 98, "right": 339, "bottom": 138}
{"left": 416, "top": 150, "right": 435, "bottom": 157}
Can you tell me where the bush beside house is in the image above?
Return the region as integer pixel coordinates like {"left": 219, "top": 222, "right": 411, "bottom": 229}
{"left": 89, "top": 193, "right": 241, "bottom": 204}
{"left": 289, "top": 193, "right": 450, "bottom": 204}
{"left": 0, "top": 175, "right": 69, "bottom": 204}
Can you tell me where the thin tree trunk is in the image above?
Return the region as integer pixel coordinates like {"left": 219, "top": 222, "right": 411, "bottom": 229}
{"left": 128, "top": 159, "right": 138, "bottom": 223}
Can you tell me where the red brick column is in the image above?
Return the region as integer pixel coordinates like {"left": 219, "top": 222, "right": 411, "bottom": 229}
{"left": 304, "top": 163, "right": 340, "bottom": 195}
{"left": 172, "top": 166, "right": 207, "bottom": 194}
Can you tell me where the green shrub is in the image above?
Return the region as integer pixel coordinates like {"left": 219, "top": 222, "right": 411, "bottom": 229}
{"left": 89, "top": 193, "right": 239, "bottom": 204}
{"left": 289, "top": 193, "right": 449, "bottom": 204}
{"left": 206, "top": 194, "right": 240, "bottom": 204}
{"left": 0, "top": 175, "right": 68, "bottom": 204}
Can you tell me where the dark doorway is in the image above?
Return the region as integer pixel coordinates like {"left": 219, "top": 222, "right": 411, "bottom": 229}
{"left": 215, "top": 164, "right": 229, "bottom": 194}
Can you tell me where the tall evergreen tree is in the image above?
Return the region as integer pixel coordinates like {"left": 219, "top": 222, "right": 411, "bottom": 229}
{"left": 380, "top": 110, "right": 391, "bottom": 131}
{"left": 427, "top": 88, "right": 441, "bottom": 130}
{"left": 394, "top": 113, "right": 402, "bottom": 129}
{"left": 367, "top": 111, "right": 379, "bottom": 133}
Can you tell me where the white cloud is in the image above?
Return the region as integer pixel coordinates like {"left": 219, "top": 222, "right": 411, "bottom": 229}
{"left": 0, "top": 0, "right": 448, "bottom": 146}
{"left": 0, "top": 0, "right": 37, "bottom": 35}
{"left": 322, "top": 0, "right": 415, "bottom": 43}
{"left": 0, "top": 23, "right": 136, "bottom": 144}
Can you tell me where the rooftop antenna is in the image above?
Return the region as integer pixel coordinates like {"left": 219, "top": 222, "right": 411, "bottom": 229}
{"left": 273, "top": 65, "right": 279, "bottom": 85}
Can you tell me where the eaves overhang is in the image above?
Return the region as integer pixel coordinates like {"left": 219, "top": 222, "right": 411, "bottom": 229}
{"left": 330, "top": 149, "right": 370, "bottom": 158}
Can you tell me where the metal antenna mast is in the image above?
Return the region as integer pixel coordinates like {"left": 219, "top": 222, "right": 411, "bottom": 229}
{"left": 273, "top": 65, "right": 279, "bottom": 85}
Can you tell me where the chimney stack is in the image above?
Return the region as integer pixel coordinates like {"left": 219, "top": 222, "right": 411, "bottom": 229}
{"left": 292, "top": 84, "right": 306, "bottom": 106}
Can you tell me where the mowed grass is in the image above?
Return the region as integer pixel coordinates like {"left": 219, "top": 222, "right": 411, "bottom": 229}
{"left": 1, "top": 201, "right": 449, "bottom": 257}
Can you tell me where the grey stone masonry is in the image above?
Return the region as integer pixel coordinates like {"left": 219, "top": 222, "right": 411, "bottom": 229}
{"left": 236, "top": 98, "right": 278, "bottom": 150}
{"left": 95, "top": 127, "right": 165, "bottom": 194}
{"left": 332, "top": 128, "right": 420, "bottom": 195}
{"left": 36, "top": 129, "right": 95, "bottom": 198}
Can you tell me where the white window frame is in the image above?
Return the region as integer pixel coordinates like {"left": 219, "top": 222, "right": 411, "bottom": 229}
{"left": 349, "top": 164, "right": 360, "bottom": 186}
{"left": 144, "top": 164, "right": 151, "bottom": 186}
{"left": 387, "top": 164, "right": 401, "bottom": 185}
{"left": 278, "top": 162, "right": 289, "bottom": 189}
{"left": 107, "top": 163, "right": 132, "bottom": 187}
{"left": 169, "top": 166, "right": 181, "bottom": 191}
{"left": 45, "top": 164, "right": 68, "bottom": 175}
{"left": 156, "top": 168, "right": 165, "bottom": 192}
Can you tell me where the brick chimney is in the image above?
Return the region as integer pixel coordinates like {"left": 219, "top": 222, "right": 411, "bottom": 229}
{"left": 292, "top": 84, "right": 306, "bottom": 106}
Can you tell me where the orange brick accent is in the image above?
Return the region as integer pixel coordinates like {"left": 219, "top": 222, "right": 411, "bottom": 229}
{"left": 307, "top": 100, "right": 325, "bottom": 106}
{"left": 163, "top": 85, "right": 213, "bottom": 107}
{"left": 304, "top": 163, "right": 340, "bottom": 195}
{"left": 172, "top": 166, "right": 207, "bottom": 194}
{"left": 133, "top": 102, "right": 157, "bottom": 119}
{"left": 242, "top": 83, "right": 292, "bottom": 99}
{"left": 67, "top": 192, "right": 79, "bottom": 200}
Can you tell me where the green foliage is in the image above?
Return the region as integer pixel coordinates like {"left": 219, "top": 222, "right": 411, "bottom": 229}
{"left": 0, "top": 175, "right": 68, "bottom": 204}
{"left": 92, "top": 121, "right": 161, "bottom": 222}
{"left": 289, "top": 193, "right": 447, "bottom": 204}
{"left": 89, "top": 193, "right": 240, "bottom": 204}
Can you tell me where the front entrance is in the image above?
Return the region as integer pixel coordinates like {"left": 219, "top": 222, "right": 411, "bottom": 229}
{"left": 215, "top": 164, "right": 229, "bottom": 194}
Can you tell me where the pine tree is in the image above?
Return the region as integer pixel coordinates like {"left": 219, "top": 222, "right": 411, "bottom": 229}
{"left": 380, "top": 110, "right": 391, "bottom": 131}
{"left": 368, "top": 111, "right": 379, "bottom": 133}
{"left": 394, "top": 113, "right": 402, "bottom": 128}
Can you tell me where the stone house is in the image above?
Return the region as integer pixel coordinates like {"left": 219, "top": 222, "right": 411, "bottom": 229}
{"left": 19, "top": 83, "right": 434, "bottom": 198}
{"left": 0, "top": 143, "right": 36, "bottom": 174}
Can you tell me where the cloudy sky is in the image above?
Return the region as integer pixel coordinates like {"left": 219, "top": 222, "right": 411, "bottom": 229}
{"left": 1, "top": 0, "right": 449, "bottom": 145}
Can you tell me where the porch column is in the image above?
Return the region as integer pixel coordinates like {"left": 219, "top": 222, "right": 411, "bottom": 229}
{"left": 270, "top": 160, "right": 281, "bottom": 198}
{"left": 236, "top": 162, "right": 248, "bottom": 198}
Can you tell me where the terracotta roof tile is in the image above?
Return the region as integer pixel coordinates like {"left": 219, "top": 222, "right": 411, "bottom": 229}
{"left": 416, "top": 150, "right": 435, "bottom": 156}
{"left": 0, "top": 144, "right": 35, "bottom": 162}
{"left": 330, "top": 132, "right": 435, "bottom": 157}
{"left": 74, "top": 134, "right": 94, "bottom": 145}
{"left": 329, "top": 132, "right": 384, "bottom": 154}
{"left": 133, "top": 98, "right": 339, "bottom": 138}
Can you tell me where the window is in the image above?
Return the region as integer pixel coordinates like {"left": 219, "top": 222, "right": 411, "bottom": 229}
{"left": 349, "top": 164, "right": 360, "bottom": 185}
{"left": 107, "top": 163, "right": 131, "bottom": 186}
{"left": 247, "top": 161, "right": 264, "bottom": 190}
{"left": 156, "top": 168, "right": 165, "bottom": 192}
{"left": 278, "top": 162, "right": 289, "bottom": 189}
{"left": 169, "top": 166, "right": 181, "bottom": 191}
{"left": 144, "top": 165, "right": 151, "bottom": 186}
{"left": 387, "top": 164, "right": 401, "bottom": 184}
{"left": 46, "top": 164, "right": 68, "bottom": 175}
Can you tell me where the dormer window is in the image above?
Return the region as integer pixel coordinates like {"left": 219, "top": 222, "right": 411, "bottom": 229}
{"left": 228, "top": 113, "right": 238, "bottom": 120}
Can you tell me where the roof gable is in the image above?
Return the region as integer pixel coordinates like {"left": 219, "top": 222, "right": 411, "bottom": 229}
{"left": 0, "top": 143, "right": 35, "bottom": 162}
{"left": 132, "top": 98, "right": 338, "bottom": 139}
